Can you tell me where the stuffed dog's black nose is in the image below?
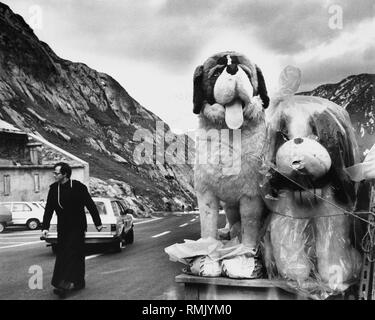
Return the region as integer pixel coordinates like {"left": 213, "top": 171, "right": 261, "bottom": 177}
{"left": 226, "top": 64, "right": 238, "bottom": 75}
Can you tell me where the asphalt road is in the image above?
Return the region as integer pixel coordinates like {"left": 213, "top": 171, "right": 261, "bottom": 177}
{"left": 0, "top": 213, "right": 225, "bottom": 300}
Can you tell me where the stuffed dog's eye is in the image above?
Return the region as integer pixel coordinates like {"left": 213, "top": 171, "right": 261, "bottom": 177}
{"left": 214, "top": 69, "right": 222, "bottom": 76}
{"left": 231, "top": 56, "right": 239, "bottom": 64}
{"left": 209, "top": 67, "right": 223, "bottom": 78}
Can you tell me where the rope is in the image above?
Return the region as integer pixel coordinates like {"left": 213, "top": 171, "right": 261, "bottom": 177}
{"left": 361, "top": 223, "right": 375, "bottom": 262}
{"left": 246, "top": 152, "right": 375, "bottom": 227}
{"left": 269, "top": 167, "right": 375, "bottom": 226}
{"left": 361, "top": 187, "right": 375, "bottom": 262}
{"left": 271, "top": 210, "right": 354, "bottom": 220}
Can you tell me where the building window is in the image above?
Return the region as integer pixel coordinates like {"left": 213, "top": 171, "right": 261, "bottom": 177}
{"left": 4, "top": 175, "right": 10, "bottom": 196}
{"left": 30, "top": 149, "right": 38, "bottom": 164}
{"left": 34, "top": 174, "right": 40, "bottom": 193}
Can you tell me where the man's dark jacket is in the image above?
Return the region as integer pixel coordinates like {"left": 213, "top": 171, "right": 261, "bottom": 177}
{"left": 42, "top": 180, "right": 102, "bottom": 232}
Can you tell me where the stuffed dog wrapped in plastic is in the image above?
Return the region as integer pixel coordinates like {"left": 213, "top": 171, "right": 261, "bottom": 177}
{"left": 261, "top": 66, "right": 364, "bottom": 299}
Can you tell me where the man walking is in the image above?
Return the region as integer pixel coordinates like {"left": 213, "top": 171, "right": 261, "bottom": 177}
{"left": 41, "top": 162, "right": 103, "bottom": 298}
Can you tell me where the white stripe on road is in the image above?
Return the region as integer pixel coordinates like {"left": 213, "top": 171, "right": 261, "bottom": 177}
{"left": 0, "top": 232, "right": 40, "bottom": 237}
{"left": 0, "top": 242, "right": 20, "bottom": 245}
{"left": 101, "top": 268, "right": 127, "bottom": 275}
{"left": 190, "top": 218, "right": 196, "bottom": 222}
{"left": 0, "top": 241, "right": 43, "bottom": 250}
{"left": 134, "top": 217, "right": 163, "bottom": 225}
{"left": 85, "top": 254, "right": 102, "bottom": 260}
{"left": 0, "top": 236, "right": 40, "bottom": 240}
{"left": 151, "top": 231, "right": 171, "bottom": 238}
{"left": 179, "top": 223, "right": 188, "bottom": 227}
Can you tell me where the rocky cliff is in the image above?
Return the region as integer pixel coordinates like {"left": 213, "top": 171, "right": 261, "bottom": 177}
{"left": 0, "top": 3, "right": 196, "bottom": 214}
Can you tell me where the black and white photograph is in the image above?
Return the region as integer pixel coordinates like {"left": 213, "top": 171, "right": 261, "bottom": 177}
{"left": 0, "top": 0, "right": 374, "bottom": 307}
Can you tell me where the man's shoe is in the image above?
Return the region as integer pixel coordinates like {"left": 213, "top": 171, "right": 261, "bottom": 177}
{"left": 53, "top": 287, "right": 67, "bottom": 299}
{"left": 72, "top": 282, "right": 85, "bottom": 291}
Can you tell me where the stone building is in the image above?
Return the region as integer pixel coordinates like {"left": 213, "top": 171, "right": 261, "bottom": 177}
{"left": 0, "top": 120, "right": 89, "bottom": 202}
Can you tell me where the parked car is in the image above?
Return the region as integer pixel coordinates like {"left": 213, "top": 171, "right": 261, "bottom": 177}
{"left": 0, "top": 201, "right": 44, "bottom": 230}
{"left": 44, "top": 197, "right": 134, "bottom": 253}
{"left": 0, "top": 203, "right": 12, "bottom": 233}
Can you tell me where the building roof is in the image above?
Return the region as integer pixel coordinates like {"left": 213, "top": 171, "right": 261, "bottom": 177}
{"left": 0, "top": 119, "right": 87, "bottom": 166}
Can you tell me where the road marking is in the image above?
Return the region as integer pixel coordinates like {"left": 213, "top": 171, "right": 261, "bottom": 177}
{"left": 134, "top": 217, "right": 163, "bottom": 225}
{"left": 179, "top": 223, "right": 188, "bottom": 227}
{"left": 0, "top": 236, "right": 40, "bottom": 240}
{"left": 151, "top": 231, "right": 171, "bottom": 238}
{"left": 158, "top": 286, "right": 179, "bottom": 300}
{"left": 190, "top": 218, "right": 196, "bottom": 222}
{"left": 0, "top": 232, "right": 40, "bottom": 237}
{"left": 0, "top": 241, "right": 43, "bottom": 250}
{"left": 101, "top": 268, "right": 127, "bottom": 275}
{"left": 85, "top": 254, "right": 102, "bottom": 260}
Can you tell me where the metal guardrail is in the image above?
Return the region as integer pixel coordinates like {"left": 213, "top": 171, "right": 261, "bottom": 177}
{"left": 358, "top": 185, "right": 375, "bottom": 300}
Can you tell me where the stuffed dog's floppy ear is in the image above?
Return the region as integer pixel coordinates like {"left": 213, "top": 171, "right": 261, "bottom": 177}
{"left": 193, "top": 65, "right": 204, "bottom": 114}
{"left": 256, "top": 66, "right": 270, "bottom": 109}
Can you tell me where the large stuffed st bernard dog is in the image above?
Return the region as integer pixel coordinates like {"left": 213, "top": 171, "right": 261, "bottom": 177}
{"left": 193, "top": 51, "right": 269, "bottom": 249}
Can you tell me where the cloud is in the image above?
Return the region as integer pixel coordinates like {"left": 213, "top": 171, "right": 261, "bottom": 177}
{"left": 157, "top": 0, "right": 218, "bottom": 17}
{"left": 289, "top": 17, "right": 375, "bottom": 90}
{"left": 3, "top": 0, "right": 374, "bottom": 132}
{"left": 299, "top": 48, "right": 375, "bottom": 91}
{"left": 219, "top": 0, "right": 375, "bottom": 55}
{"left": 337, "top": 0, "right": 375, "bottom": 24}
{"left": 7, "top": 0, "right": 374, "bottom": 71}
{"left": 363, "top": 46, "right": 375, "bottom": 62}
{"left": 15, "top": 0, "right": 218, "bottom": 71}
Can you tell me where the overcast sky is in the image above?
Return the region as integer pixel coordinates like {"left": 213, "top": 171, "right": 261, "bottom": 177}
{"left": 5, "top": 0, "right": 375, "bottom": 133}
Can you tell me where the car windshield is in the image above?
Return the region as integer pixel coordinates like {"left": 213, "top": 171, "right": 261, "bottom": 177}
{"left": 85, "top": 201, "right": 107, "bottom": 215}
{"left": 1, "top": 203, "right": 11, "bottom": 210}
{"left": 37, "top": 202, "right": 45, "bottom": 209}
{"left": 31, "top": 203, "right": 41, "bottom": 209}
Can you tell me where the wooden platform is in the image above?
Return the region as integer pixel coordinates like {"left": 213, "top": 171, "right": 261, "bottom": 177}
{"left": 175, "top": 274, "right": 308, "bottom": 300}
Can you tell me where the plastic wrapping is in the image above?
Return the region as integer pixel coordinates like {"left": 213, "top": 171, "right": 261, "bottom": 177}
{"left": 262, "top": 206, "right": 363, "bottom": 298}
{"left": 164, "top": 237, "right": 263, "bottom": 279}
{"left": 188, "top": 255, "right": 222, "bottom": 277}
{"left": 345, "top": 143, "right": 375, "bottom": 181}
{"left": 222, "top": 255, "right": 263, "bottom": 279}
{"left": 260, "top": 66, "right": 365, "bottom": 299}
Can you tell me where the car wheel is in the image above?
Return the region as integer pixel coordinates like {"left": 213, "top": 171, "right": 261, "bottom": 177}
{"left": 125, "top": 226, "right": 134, "bottom": 244}
{"left": 109, "top": 240, "right": 121, "bottom": 253}
{"left": 27, "top": 219, "right": 40, "bottom": 230}
{"left": 51, "top": 244, "right": 58, "bottom": 255}
{"left": 0, "top": 223, "right": 5, "bottom": 233}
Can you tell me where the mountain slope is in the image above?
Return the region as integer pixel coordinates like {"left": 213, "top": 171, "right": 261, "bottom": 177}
{"left": 0, "top": 3, "right": 195, "bottom": 213}
{"left": 299, "top": 73, "right": 375, "bottom": 159}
